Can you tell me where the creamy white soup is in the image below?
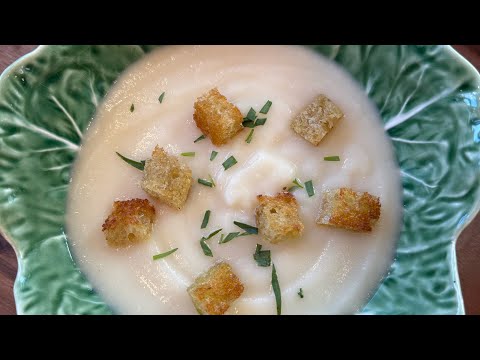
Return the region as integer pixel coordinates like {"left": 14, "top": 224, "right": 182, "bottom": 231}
{"left": 66, "top": 45, "right": 402, "bottom": 314}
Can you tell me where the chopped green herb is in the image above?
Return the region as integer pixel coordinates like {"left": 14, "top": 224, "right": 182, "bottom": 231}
{"left": 242, "top": 119, "right": 255, "bottom": 128}
{"left": 194, "top": 134, "right": 206, "bottom": 143}
{"left": 200, "top": 239, "right": 213, "bottom": 257}
{"left": 205, "top": 228, "right": 222, "bottom": 240}
{"left": 254, "top": 118, "right": 267, "bottom": 126}
{"left": 152, "top": 248, "right": 178, "bottom": 261}
{"left": 201, "top": 210, "right": 211, "bottom": 229}
{"left": 243, "top": 117, "right": 266, "bottom": 128}
{"left": 259, "top": 100, "right": 272, "bottom": 114}
{"left": 324, "top": 156, "right": 340, "bottom": 161}
{"left": 233, "top": 221, "right": 258, "bottom": 234}
{"left": 116, "top": 152, "right": 145, "bottom": 171}
{"left": 246, "top": 108, "right": 256, "bottom": 121}
{"left": 222, "top": 156, "right": 238, "bottom": 170}
{"left": 305, "top": 180, "right": 315, "bottom": 197}
{"left": 199, "top": 228, "right": 222, "bottom": 257}
{"left": 158, "top": 92, "right": 165, "bottom": 103}
{"left": 208, "top": 174, "right": 216, "bottom": 187}
{"left": 181, "top": 152, "right": 196, "bottom": 157}
{"left": 272, "top": 263, "right": 281, "bottom": 315}
{"left": 246, "top": 129, "right": 254, "bottom": 143}
{"left": 288, "top": 178, "right": 304, "bottom": 192}
{"left": 219, "top": 232, "right": 240, "bottom": 244}
{"left": 198, "top": 178, "right": 214, "bottom": 187}
{"left": 219, "top": 231, "right": 250, "bottom": 244}
{"left": 293, "top": 178, "right": 304, "bottom": 188}
{"left": 210, "top": 151, "right": 218, "bottom": 161}
{"left": 253, "top": 244, "right": 271, "bottom": 267}
{"left": 130, "top": 103, "right": 134, "bottom": 112}
{"left": 298, "top": 288, "right": 304, "bottom": 299}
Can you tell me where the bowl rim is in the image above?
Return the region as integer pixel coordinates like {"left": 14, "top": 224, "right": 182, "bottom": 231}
{"left": 435, "top": 46, "right": 480, "bottom": 315}
{"left": 1, "top": 45, "right": 479, "bottom": 315}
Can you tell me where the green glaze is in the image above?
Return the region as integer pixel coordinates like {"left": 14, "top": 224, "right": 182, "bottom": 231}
{"left": 0, "top": 45, "right": 479, "bottom": 314}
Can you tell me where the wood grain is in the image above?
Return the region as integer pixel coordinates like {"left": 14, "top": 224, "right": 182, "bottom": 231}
{"left": 0, "top": 45, "right": 479, "bottom": 315}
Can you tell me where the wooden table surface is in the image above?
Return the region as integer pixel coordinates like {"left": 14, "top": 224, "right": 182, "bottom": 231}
{"left": 0, "top": 45, "right": 479, "bottom": 315}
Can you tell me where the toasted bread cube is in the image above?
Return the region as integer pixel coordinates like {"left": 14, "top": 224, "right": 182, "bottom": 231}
{"left": 193, "top": 88, "right": 244, "bottom": 146}
{"left": 316, "top": 188, "right": 381, "bottom": 232}
{"left": 102, "top": 198, "right": 155, "bottom": 248}
{"left": 187, "top": 262, "right": 244, "bottom": 315}
{"left": 141, "top": 146, "right": 193, "bottom": 210}
{"left": 255, "top": 192, "right": 304, "bottom": 244}
{"left": 290, "top": 94, "right": 344, "bottom": 146}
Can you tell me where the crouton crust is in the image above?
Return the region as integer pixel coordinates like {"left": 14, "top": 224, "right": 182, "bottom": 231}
{"left": 141, "top": 146, "right": 193, "bottom": 210}
{"left": 255, "top": 192, "right": 304, "bottom": 244}
{"left": 193, "top": 88, "right": 244, "bottom": 146}
{"left": 102, "top": 198, "right": 155, "bottom": 248}
{"left": 290, "top": 94, "right": 344, "bottom": 146}
{"left": 187, "top": 262, "right": 244, "bottom": 315}
{"left": 316, "top": 188, "right": 381, "bottom": 232}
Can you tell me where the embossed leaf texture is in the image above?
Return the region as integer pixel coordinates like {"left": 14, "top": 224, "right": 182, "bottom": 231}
{"left": 309, "top": 45, "right": 480, "bottom": 314}
{"left": 0, "top": 46, "right": 154, "bottom": 314}
{"left": 0, "top": 45, "right": 479, "bottom": 314}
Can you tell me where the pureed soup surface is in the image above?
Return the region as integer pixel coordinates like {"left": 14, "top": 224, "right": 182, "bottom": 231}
{"left": 66, "top": 45, "right": 402, "bottom": 314}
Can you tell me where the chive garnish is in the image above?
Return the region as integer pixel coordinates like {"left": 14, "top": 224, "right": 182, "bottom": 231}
{"left": 288, "top": 178, "right": 304, "bottom": 192}
{"left": 246, "top": 108, "right": 256, "bottom": 121}
{"left": 194, "top": 134, "right": 206, "bottom": 143}
{"left": 246, "top": 129, "right": 254, "bottom": 144}
{"left": 324, "top": 156, "right": 340, "bottom": 161}
{"left": 200, "top": 239, "right": 213, "bottom": 257}
{"left": 242, "top": 119, "right": 255, "bottom": 128}
{"left": 253, "top": 244, "right": 271, "bottom": 267}
{"left": 210, "top": 151, "right": 218, "bottom": 161}
{"left": 205, "top": 228, "right": 222, "bottom": 240}
{"left": 222, "top": 156, "right": 237, "bottom": 170}
{"left": 116, "top": 152, "right": 145, "bottom": 171}
{"left": 130, "top": 103, "right": 134, "bottom": 112}
{"left": 201, "top": 210, "right": 211, "bottom": 229}
{"left": 198, "top": 178, "right": 214, "bottom": 187}
{"left": 233, "top": 221, "right": 258, "bottom": 234}
{"left": 199, "top": 228, "right": 222, "bottom": 257}
{"left": 208, "top": 174, "right": 216, "bottom": 187}
{"left": 243, "top": 118, "right": 266, "bottom": 128}
{"left": 305, "top": 180, "right": 315, "bottom": 197}
{"left": 152, "top": 248, "right": 178, "bottom": 261}
{"left": 255, "top": 118, "right": 267, "bottom": 126}
{"left": 260, "top": 100, "right": 272, "bottom": 114}
{"left": 219, "top": 232, "right": 241, "bottom": 244}
{"left": 158, "top": 92, "right": 165, "bottom": 103}
{"left": 293, "top": 178, "right": 304, "bottom": 188}
{"left": 272, "top": 263, "right": 281, "bottom": 315}
{"left": 298, "top": 288, "right": 304, "bottom": 299}
{"left": 218, "top": 231, "right": 250, "bottom": 244}
{"left": 181, "top": 152, "right": 195, "bottom": 157}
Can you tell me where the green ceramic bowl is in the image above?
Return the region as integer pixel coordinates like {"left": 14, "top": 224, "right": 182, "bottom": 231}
{"left": 1, "top": 45, "right": 479, "bottom": 314}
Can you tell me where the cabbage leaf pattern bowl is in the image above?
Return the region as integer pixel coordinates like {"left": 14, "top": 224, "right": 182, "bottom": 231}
{"left": 0, "top": 45, "right": 479, "bottom": 314}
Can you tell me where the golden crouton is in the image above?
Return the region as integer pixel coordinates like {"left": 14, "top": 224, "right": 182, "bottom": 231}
{"left": 141, "top": 146, "right": 193, "bottom": 210}
{"left": 290, "top": 94, "right": 344, "bottom": 146}
{"left": 193, "top": 88, "right": 244, "bottom": 146}
{"left": 316, "top": 188, "right": 381, "bottom": 232}
{"left": 102, "top": 198, "right": 155, "bottom": 248}
{"left": 187, "top": 262, "right": 244, "bottom": 315}
{"left": 255, "top": 192, "right": 304, "bottom": 244}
